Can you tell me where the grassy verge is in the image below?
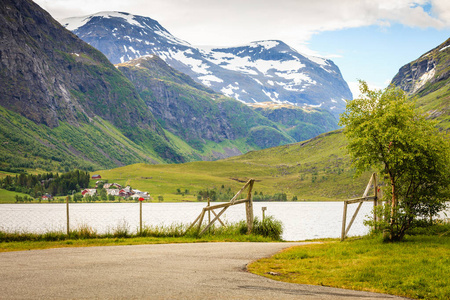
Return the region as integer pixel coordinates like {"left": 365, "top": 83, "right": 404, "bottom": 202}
{"left": 0, "top": 217, "right": 283, "bottom": 252}
{"left": 248, "top": 232, "right": 450, "bottom": 300}
{"left": 0, "top": 189, "right": 31, "bottom": 203}
{"left": 0, "top": 235, "right": 276, "bottom": 253}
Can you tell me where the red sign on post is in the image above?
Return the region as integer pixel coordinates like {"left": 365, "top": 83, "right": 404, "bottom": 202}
{"left": 138, "top": 197, "right": 145, "bottom": 201}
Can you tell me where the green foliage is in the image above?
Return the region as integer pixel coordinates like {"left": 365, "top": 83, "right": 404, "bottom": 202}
{"left": 252, "top": 216, "right": 283, "bottom": 240}
{"left": 0, "top": 170, "right": 90, "bottom": 197}
{"left": 340, "top": 81, "right": 450, "bottom": 241}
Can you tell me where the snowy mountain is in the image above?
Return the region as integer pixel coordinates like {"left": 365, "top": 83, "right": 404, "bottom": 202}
{"left": 62, "top": 12, "right": 352, "bottom": 115}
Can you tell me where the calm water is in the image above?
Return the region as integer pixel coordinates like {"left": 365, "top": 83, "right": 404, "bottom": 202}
{"left": 0, "top": 202, "right": 448, "bottom": 241}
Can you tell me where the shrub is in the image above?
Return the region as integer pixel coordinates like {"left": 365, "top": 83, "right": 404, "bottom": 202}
{"left": 252, "top": 216, "right": 283, "bottom": 240}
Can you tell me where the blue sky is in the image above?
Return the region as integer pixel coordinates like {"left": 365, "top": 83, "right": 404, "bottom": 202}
{"left": 308, "top": 24, "right": 450, "bottom": 95}
{"left": 35, "top": 0, "right": 450, "bottom": 98}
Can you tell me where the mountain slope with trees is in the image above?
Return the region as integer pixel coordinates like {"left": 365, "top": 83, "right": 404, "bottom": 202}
{"left": 0, "top": 0, "right": 187, "bottom": 171}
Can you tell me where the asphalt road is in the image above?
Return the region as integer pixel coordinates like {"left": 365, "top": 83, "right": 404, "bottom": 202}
{"left": 0, "top": 242, "right": 407, "bottom": 299}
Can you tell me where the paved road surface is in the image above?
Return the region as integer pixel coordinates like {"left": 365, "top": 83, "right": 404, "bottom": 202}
{"left": 0, "top": 242, "right": 406, "bottom": 299}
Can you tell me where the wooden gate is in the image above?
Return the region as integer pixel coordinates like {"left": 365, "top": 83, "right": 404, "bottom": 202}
{"left": 187, "top": 179, "right": 255, "bottom": 236}
{"left": 341, "top": 173, "right": 379, "bottom": 241}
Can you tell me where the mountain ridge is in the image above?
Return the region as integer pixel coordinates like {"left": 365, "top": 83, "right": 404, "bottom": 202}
{"left": 391, "top": 37, "right": 450, "bottom": 128}
{"left": 0, "top": 0, "right": 340, "bottom": 172}
{"left": 61, "top": 11, "right": 353, "bottom": 116}
{"left": 391, "top": 37, "right": 450, "bottom": 97}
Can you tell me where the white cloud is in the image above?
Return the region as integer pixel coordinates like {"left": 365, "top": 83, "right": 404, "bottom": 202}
{"left": 35, "top": 0, "right": 450, "bottom": 53}
{"left": 348, "top": 80, "right": 389, "bottom": 99}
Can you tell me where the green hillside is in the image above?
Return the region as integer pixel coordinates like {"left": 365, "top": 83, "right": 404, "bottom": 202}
{"left": 249, "top": 102, "right": 339, "bottom": 142}
{"left": 92, "top": 130, "right": 371, "bottom": 202}
{"left": 0, "top": 106, "right": 166, "bottom": 172}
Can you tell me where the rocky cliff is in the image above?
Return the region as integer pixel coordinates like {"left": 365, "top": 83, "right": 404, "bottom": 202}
{"left": 390, "top": 38, "right": 450, "bottom": 129}
{"left": 116, "top": 55, "right": 296, "bottom": 153}
{"left": 391, "top": 38, "right": 450, "bottom": 97}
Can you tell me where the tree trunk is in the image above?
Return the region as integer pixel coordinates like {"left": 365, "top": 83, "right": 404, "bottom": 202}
{"left": 389, "top": 176, "right": 397, "bottom": 241}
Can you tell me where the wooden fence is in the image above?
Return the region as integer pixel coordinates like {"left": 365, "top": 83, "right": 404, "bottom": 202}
{"left": 187, "top": 179, "right": 255, "bottom": 235}
{"left": 341, "top": 173, "right": 379, "bottom": 241}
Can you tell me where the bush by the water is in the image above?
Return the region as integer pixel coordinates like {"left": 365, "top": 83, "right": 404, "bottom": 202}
{"left": 236, "top": 216, "right": 283, "bottom": 240}
{"left": 252, "top": 216, "right": 283, "bottom": 240}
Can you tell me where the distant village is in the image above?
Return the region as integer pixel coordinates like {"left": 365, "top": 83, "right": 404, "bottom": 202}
{"left": 81, "top": 175, "right": 151, "bottom": 200}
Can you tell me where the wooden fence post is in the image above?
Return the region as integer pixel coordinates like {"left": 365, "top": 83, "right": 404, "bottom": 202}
{"left": 66, "top": 195, "right": 70, "bottom": 236}
{"left": 187, "top": 179, "right": 256, "bottom": 236}
{"left": 140, "top": 200, "right": 143, "bottom": 235}
{"left": 341, "top": 173, "right": 379, "bottom": 241}
{"left": 246, "top": 180, "right": 254, "bottom": 234}
{"left": 207, "top": 197, "right": 211, "bottom": 225}
{"left": 341, "top": 201, "right": 347, "bottom": 241}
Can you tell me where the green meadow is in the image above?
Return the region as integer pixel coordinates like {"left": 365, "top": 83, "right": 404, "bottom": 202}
{"left": 249, "top": 233, "right": 450, "bottom": 300}
{"left": 92, "top": 130, "right": 372, "bottom": 202}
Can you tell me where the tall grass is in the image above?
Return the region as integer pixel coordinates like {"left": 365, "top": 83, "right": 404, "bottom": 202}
{"left": 0, "top": 217, "right": 284, "bottom": 243}
{"left": 252, "top": 216, "right": 283, "bottom": 240}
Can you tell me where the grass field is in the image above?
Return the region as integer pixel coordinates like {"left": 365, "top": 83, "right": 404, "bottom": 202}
{"left": 91, "top": 130, "right": 372, "bottom": 202}
{"left": 248, "top": 234, "right": 450, "bottom": 300}
{"left": 0, "top": 190, "right": 30, "bottom": 204}
{"left": 0, "top": 130, "right": 372, "bottom": 203}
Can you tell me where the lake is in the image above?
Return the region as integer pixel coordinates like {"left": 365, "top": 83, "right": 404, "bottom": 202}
{"left": 0, "top": 202, "right": 448, "bottom": 241}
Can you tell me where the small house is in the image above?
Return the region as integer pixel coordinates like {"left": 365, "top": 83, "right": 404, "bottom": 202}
{"left": 112, "top": 183, "right": 122, "bottom": 189}
{"left": 42, "top": 193, "right": 53, "bottom": 200}
{"left": 81, "top": 189, "right": 97, "bottom": 197}
{"left": 92, "top": 175, "right": 102, "bottom": 179}
{"left": 106, "top": 189, "right": 120, "bottom": 196}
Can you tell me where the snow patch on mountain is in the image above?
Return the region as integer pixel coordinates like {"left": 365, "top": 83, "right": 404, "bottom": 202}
{"left": 198, "top": 74, "right": 223, "bottom": 86}
{"left": 63, "top": 11, "right": 143, "bottom": 31}
{"left": 61, "top": 12, "right": 353, "bottom": 116}
{"left": 412, "top": 67, "right": 436, "bottom": 93}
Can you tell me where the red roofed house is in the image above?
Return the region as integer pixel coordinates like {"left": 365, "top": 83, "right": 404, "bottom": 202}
{"left": 81, "top": 189, "right": 97, "bottom": 197}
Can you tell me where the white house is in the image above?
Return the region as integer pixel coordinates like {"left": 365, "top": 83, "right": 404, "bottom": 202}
{"left": 106, "top": 189, "right": 120, "bottom": 196}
